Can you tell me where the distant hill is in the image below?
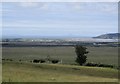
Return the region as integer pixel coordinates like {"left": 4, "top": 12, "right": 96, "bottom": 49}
{"left": 93, "top": 33, "right": 120, "bottom": 39}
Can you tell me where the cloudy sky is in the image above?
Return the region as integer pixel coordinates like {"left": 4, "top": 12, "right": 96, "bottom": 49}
{"left": 2, "top": 2, "right": 118, "bottom": 38}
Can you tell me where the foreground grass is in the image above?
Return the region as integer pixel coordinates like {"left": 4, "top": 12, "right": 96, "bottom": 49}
{"left": 2, "top": 62, "right": 118, "bottom": 82}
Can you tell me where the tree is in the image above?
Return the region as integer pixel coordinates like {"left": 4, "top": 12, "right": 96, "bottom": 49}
{"left": 75, "top": 45, "right": 89, "bottom": 65}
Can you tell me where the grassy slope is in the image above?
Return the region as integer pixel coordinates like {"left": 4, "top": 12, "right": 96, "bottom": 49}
{"left": 3, "top": 47, "right": 118, "bottom": 65}
{"left": 2, "top": 62, "right": 118, "bottom": 82}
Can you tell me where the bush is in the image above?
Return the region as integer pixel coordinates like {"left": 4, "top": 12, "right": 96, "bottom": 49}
{"left": 85, "top": 62, "right": 115, "bottom": 68}
{"left": 19, "top": 59, "right": 22, "bottom": 62}
{"left": 39, "top": 60, "right": 46, "bottom": 63}
{"left": 51, "top": 60, "right": 59, "bottom": 64}
{"left": 33, "top": 59, "right": 40, "bottom": 63}
{"left": 98, "top": 64, "right": 114, "bottom": 68}
{"left": 2, "top": 58, "right": 13, "bottom": 62}
{"left": 33, "top": 59, "right": 46, "bottom": 63}
{"left": 85, "top": 62, "right": 99, "bottom": 67}
{"left": 9, "top": 59, "right": 13, "bottom": 61}
{"left": 2, "top": 59, "right": 5, "bottom": 61}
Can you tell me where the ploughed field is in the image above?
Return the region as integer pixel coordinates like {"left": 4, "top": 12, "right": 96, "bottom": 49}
{"left": 2, "top": 47, "right": 118, "bottom": 66}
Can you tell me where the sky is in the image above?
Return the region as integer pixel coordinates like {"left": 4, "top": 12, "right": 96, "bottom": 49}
{"left": 2, "top": 2, "right": 118, "bottom": 38}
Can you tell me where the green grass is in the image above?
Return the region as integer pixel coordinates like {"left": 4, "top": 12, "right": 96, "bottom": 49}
{"left": 2, "top": 61, "right": 118, "bottom": 82}
{"left": 2, "top": 47, "right": 118, "bottom": 66}
{"left": 2, "top": 46, "right": 119, "bottom": 82}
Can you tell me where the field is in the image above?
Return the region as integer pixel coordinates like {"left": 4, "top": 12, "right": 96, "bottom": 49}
{"left": 2, "top": 61, "right": 118, "bottom": 82}
{"left": 2, "top": 46, "right": 119, "bottom": 82}
{"left": 2, "top": 47, "right": 118, "bottom": 66}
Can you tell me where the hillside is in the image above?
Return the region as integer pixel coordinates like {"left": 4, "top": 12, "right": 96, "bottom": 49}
{"left": 93, "top": 33, "right": 120, "bottom": 39}
{"left": 2, "top": 62, "right": 118, "bottom": 82}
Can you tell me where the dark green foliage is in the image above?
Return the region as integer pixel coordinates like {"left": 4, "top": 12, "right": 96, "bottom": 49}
{"left": 51, "top": 60, "right": 59, "bottom": 64}
{"left": 85, "top": 62, "right": 116, "bottom": 69}
{"left": 2, "top": 59, "right": 13, "bottom": 61}
{"left": 85, "top": 62, "right": 99, "bottom": 67}
{"left": 39, "top": 59, "right": 46, "bottom": 63}
{"left": 2, "top": 59, "right": 5, "bottom": 61}
{"left": 33, "top": 59, "right": 40, "bottom": 63}
{"left": 75, "top": 45, "right": 89, "bottom": 65}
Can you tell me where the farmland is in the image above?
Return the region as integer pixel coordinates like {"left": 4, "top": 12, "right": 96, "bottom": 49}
{"left": 2, "top": 47, "right": 118, "bottom": 66}
{"left": 2, "top": 2, "right": 119, "bottom": 83}
{"left": 2, "top": 61, "right": 118, "bottom": 82}
{"left": 2, "top": 46, "right": 119, "bottom": 82}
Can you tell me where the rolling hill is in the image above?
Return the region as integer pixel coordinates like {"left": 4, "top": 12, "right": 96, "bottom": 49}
{"left": 93, "top": 33, "right": 120, "bottom": 39}
{"left": 2, "top": 61, "right": 118, "bottom": 82}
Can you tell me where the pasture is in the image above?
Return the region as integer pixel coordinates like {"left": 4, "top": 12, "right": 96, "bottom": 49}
{"left": 2, "top": 61, "right": 118, "bottom": 82}
{"left": 2, "top": 47, "right": 118, "bottom": 66}
{"left": 2, "top": 46, "right": 119, "bottom": 82}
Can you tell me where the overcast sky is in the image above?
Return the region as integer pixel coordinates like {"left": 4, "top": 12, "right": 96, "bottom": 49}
{"left": 2, "top": 2, "right": 118, "bottom": 38}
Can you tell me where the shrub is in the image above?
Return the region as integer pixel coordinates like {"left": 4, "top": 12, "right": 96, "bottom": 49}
{"left": 51, "top": 60, "right": 59, "bottom": 64}
{"left": 85, "top": 62, "right": 99, "bottom": 67}
{"left": 39, "top": 60, "right": 46, "bottom": 63}
{"left": 33, "top": 59, "right": 40, "bottom": 63}
{"left": 19, "top": 59, "right": 22, "bottom": 62}
{"left": 2, "top": 59, "right": 5, "bottom": 61}
{"left": 85, "top": 62, "right": 115, "bottom": 68}
{"left": 9, "top": 59, "right": 13, "bottom": 61}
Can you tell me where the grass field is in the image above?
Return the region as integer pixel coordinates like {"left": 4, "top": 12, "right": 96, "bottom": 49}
{"left": 2, "top": 47, "right": 118, "bottom": 66}
{"left": 2, "top": 61, "right": 118, "bottom": 82}
{"left": 2, "top": 46, "right": 119, "bottom": 82}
